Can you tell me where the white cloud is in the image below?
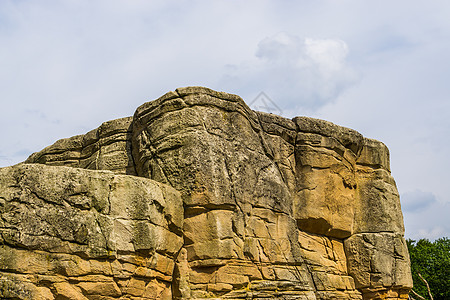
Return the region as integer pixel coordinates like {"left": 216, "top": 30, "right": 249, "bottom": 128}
{"left": 256, "top": 33, "right": 351, "bottom": 78}
{"left": 402, "top": 199, "right": 449, "bottom": 240}
{"left": 401, "top": 190, "right": 437, "bottom": 213}
{"left": 220, "top": 32, "right": 358, "bottom": 114}
{"left": 416, "top": 227, "right": 446, "bottom": 241}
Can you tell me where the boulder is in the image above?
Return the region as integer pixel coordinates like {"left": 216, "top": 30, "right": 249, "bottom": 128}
{"left": 1, "top": 87, "right": 412, "bottom": 299}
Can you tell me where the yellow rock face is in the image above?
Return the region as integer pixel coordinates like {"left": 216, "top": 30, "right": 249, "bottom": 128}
{"left": 2, "top": 87, "right": 412, "bottom": 299}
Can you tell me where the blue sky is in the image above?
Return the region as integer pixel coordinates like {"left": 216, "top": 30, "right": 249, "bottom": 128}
{"left": 1, "top": 0, "right": 449, "bottom": 240}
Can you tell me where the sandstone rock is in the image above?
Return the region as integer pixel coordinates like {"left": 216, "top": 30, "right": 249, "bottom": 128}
{"left": 0, "top": 273, "right": 56, "bottom": 300}
{"left": 344, "top": 233, "right": 413, "bottom": 293}
{"left": 0, "top": 163, "right": 182, "bottom": 299}
{"left": 1, "top": 87, "right": 412, "bottom": 299}
{"left": 354, "top": 139, "right": 404, "bottom": 234}
{"left": 54, "top": 282, "right": 88, "bottom": 300}
{"left": 26, "top": 117, "right": 136, "bottom": 175}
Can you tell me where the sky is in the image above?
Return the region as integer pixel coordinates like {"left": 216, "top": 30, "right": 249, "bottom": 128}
{"left": 1, "top": 0, "right": 449, "bottom": 241}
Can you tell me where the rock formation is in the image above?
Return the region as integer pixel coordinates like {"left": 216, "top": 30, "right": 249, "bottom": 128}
{"left": 0, "top": 87, "right": 412, "bottom": 299}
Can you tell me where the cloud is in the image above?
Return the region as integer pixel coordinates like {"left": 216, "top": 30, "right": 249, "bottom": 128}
{"left": 256, "top": 33, "right": 349, "bottom": 74}
{"left": 219, "top": 32, "right": 358, "bottom": 114}
{"left": 403, "top": 199, "right": 450, "bottom": 240}
{"left": 401, "top": 190, "right": 437, "bottom": 213}
{"left": 416, "top": 227, "right": 446, "bottom": 241}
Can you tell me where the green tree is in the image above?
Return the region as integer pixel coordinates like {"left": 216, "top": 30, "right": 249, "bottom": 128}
{"left": 407, "top": 237, "right": 450, "bottom": 300}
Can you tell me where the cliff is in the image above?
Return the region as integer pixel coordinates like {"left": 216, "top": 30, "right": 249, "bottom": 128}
{"left": 0, "top": 87, "right": 412, "bottom": 299}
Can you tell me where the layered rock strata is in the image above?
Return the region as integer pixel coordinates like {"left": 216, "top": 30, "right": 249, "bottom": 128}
{"left": 1, "top": 87, "right": 412, "bottom": 299}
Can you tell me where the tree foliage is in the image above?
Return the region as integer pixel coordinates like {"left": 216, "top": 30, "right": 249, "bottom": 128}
{"left": 407, "top": 237, "right": 450, "bottom": 300}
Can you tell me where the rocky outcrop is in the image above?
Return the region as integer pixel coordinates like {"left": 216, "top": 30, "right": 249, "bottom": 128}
{"left": 1, "top": 87, "right": 412, "bottom": 299}
{"left": 0, "top": 164, "right": 182, "bottom": 299}
{"left": 25, "top": 117, "right": 136, "bottom": 175}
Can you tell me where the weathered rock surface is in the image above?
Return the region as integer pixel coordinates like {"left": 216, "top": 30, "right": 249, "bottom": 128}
{"left": 25, "top": 117, "right": 136, "bottom": 175}
{"left": 0, "top": 164, "right": 182, "bottom": 299}
{"left": 2, "top": 87, "right": 412, "bottom": 299}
